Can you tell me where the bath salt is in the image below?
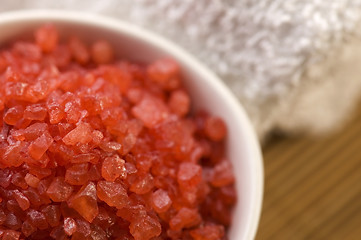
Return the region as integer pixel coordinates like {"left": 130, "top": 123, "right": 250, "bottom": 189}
{"left": 0, "top": 24, "right": 236, "bottom": 240}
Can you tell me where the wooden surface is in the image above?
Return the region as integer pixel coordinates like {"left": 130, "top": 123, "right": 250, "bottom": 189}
{"left": 255, "top": 102, "right": 361, "bottom": 240}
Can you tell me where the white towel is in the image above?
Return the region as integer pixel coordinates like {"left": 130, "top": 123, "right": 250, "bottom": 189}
{"left": 2, "top": 0, "right": 361, "bottom": 140}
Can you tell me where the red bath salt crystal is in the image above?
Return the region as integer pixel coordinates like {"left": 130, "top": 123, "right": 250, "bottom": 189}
{"left": 70, "top": 182, "right": 99, "bottom": 223}
{"left": 2, "top": 141, "right": 25, "bottom": 167}
{"left": 3, "top": 106, "right": 24, "bottom": 125}
{"left": 35, "top": 23, "right": 58, "bottom": 53}
{"left": 27, "top": 209, "right": 48, "bottom": 230}
{"left": 130, "top": 173, "right": 154, "bottom": 195}
{"left": 129, "top": 214, "right": 162, "bottom": 240}
{"left": 11, "top": 129, "right": 25, "bottom": 141}
{"left": 24, "top": 173, "right": 40, "bottom": 188}
{"left": 126, "top": 87, "right": 143, "bottom": 104}
{"left": 0, "top": 55, "right": 7, "bottom": 74}
{"left": 151, "top": 189, "right": 172, "bottom": 213}
{"left": 4, "top": 212, "right": 22, "bottom": 230}
{"left": 89, "top": 224, "right": 107, "bottom": 240}
{"left": 210, "top": 160, "right": 235, "bottom": 187}
{"left": 2, "top": 230, "right": 21, "bottom": 240}
{"left": 204, "top": 116, "right": 227, "bottom": 141}
{"left": 59, "top": 71, "right": 82, "bottom": 92}
{"left": 168, "top": 89, "right": 190, "bottom": 117}
{"left": 11, "top": 172, "right": 28, "bottom": 189}
{"left": 101, "top": 154, "right": 126, "bottom": 181}
{"left": 21, "top": 220, "right": 37, "bottom": 237}
{"left": 132, "top": 95, "right": 169, "bottom": 128}
{"left": 100, "top": 107, "right": 126, "bottom": 126}
{"left": 62, "top": 122, "right": 93, "bottom": 145}
{"left": 91, "top": 40, "right": 114, "bottom": 64}
{"left": 96, "top": 181, "right": 128, "bottom": 209}
{"left": 65, "top": 163, "right": 89, "bottom": 185}
{"left": 23, "top": 122, "right": 48, "bottom": 141}
{"left": 91, "top": 130, "right": 103, "bottom": 145}
{"left": 190, "top": 224, "right": 225, "bottom": 240}
{"left": 27, "top": 166, "right": 52, "bottom": 179}
{"left": 177, "top": 162, "right": 202, "bottom": 190}
{"left": 147, "top": 58, "right": 180, "bottom": 90}
{"left": 99, "top": 65, "right": 132, "bottom": 94}
{"left": 69, "top": 36, "right": 90, "bottom": 65}
{"left": 93, "top": 207, "right": 116, "bottom": 230}
{"left": 64, "top": 217, "right": 77, "bottom": 236}
{"left": 64, "top": 105, "right": 83, "bottom": 124}
{"left": 22, "top": 188, "right": 46, "bottom": 208}
{"left": 0, "top": 168, "right": 14, "bottom": 188}
{"left": 72, "top": 153, "right": 99, "bottom": 164}
{"left": 50, "top": 45, "right": 72, "bottom": 68}
{"left": 12, "top": 189, "right": 30, "bottom": 210}
{"left": 49, "top": 225, "right": 66, "bottom": 240}
{"left": 74, "top": 218, "right": 91, "bottom": 238}
{"left": 47, "top": 106, "right": 65, "bottom": 125}
{"left": 23, "top": 103, "right": 47, "bottom": 120}
{"left": 28, "top": 132, "right": 54, "bottom": 160}
{"left": 5, "top": 67, "right": 22, "bottom": 82}
{"left": 13, "top": 42, "right": 42, "bottom": 61}
{"left": 0, "top": 209, "right": 6, "bottom": 224}
{"left": 169, "top": 207, "right": 201, "bottom": 231}
{"left": 41, "top": 205, "right": 61, "bottom": 227}
{"left": 99, "top": 141, "right": 122, "bottom": 152}
{"left": 46, "top": 177, "right": 74, "bottom": 202}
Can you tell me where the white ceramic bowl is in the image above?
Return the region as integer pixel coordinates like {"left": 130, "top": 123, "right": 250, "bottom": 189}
{"left": 0, "top": 10, "right": 263, "bottom": 240}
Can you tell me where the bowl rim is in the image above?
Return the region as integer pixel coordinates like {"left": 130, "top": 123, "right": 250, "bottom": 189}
{"left": 0, "top": 9, "right": 264, "bottom": 240}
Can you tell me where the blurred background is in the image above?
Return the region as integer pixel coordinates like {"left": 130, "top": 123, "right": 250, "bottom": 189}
{"left": 255, "top": 100, "right": 361, "bottom": 240}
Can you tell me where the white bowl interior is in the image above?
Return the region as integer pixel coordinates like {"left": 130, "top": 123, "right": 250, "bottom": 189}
{"left": 0, "top": 10, "right": 263, "bottom": 240}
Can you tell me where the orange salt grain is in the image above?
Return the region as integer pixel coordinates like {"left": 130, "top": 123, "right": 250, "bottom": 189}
{"left": 24, "top": 173, "right": 40, "bottom": 188}
{"left": 177, "top": 162, "right": 202, "bottom": 190}
{"left": 23, "top": 103, "right": 47, "bottom": 120}
{"left": 151, "top": 189, "right": 172, "bottom": 213}
{"left": 11, "top": 172, "right": 28, "bottom": 189}
{"left": 62, "top": 122, "right": 92, "bottom": 145}
{"left": 101, "top": 154, "right": 126, "bottom": 181}
{"left": 35, "top": 24, "right": 58, "bottom": 53}
{"left": 130, "top": 173, "right": 154, "bottom": 195}
{"left": 65, "top": 163, "right": 89, "bottom": 185}
{"left": 96, "top": 181, "right": 128, "bottom": 209}
{"left": 27, "top": 209, "right": 48, "bottom": 230}
{"left": 21, "top": 220, "right": 36, "bottom": 237}
{"left": 169, "top": 207, "right": 201, "bottom": 231}
{"left": 64, "top": 217, "right": 77, "bottom": 236}
{"left": 28, "top": 132, "right": 54, "bottom": 160}
{"left": 168, "top": 89, "right": 190, "bottom": 117}
{"left": 3, "top": 106, "right": 24, "bottom": 125}
{"left": 129, "top": 215, "right": 162, "bottom": 240}
{"left": 210, "top": 160, "right": 235, "bottom": 187}
{"left": 46, "top": 177, "right": 73, "bottom": 202}
{"left": 91, "top": 40, "right": 114, "bottom": 64}
{"left": 2, "top": 230, "right": 21, "bottom": 240}
{"left": 190, "top": 224, "right": 225, "bottom": 240}
{"left": 12, "top": 189, "right": 30, "bottom": 211}
{"left": 41, "top": 205, "right": 61, "bottom": 227}
{"left": 69, "top": 36, "right": 90, "bottom": 65}
{"left": 204, "top": 116, "right": 227, "bottom": 141}
{"left": 147, "top": 58, "right": 180, "bottom": 90}
{"left": 132, "top": 95, "right": 169, "bottom": 128}
{"left": 70, "top": 182, "right": 99, "bottom": 223}
{"left": 3, "top": 141, "right": 25, "bottom": 167}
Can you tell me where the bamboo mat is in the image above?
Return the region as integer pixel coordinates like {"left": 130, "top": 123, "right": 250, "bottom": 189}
{"left": 255, "top": 102, "right": 361, "bottom": 240}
